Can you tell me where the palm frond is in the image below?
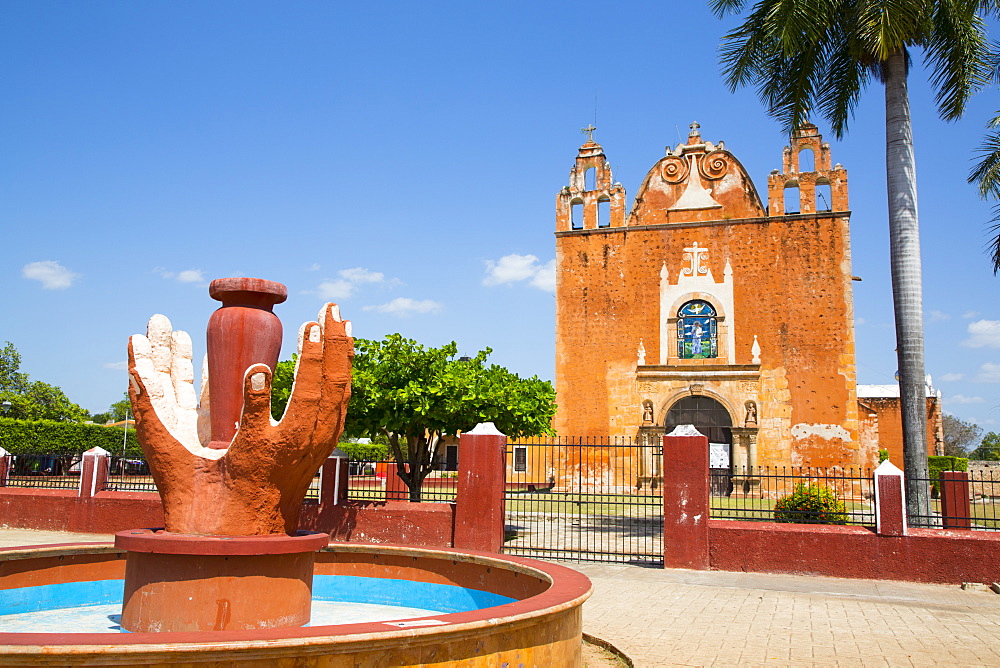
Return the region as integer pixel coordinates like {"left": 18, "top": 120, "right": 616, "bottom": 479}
{"left": 969, "top": 121, "right": 1000, "bottom": 197}
{"left": 717, "top": 0, "right": 850, "bottom": 133}
{"left": 815, "top": 10, "right": 875, "bottom": 137}
{"left": 709, "top": 0, "right": 750, "bottom": 17}
{"left": 924, "top": 0, "right": 993, "bottom": 120}
{"left": 986, "top": 203, "right": 1000, "bottom": 274}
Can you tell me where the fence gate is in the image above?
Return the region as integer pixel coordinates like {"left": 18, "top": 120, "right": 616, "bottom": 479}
{"left": 502, "top": 438, "right": 663, "bottom": 565}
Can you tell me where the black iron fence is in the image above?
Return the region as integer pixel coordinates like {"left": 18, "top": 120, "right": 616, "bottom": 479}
{"left": 103, "top": 456, "right": 157, "bottom": 493}
{"left": 905, "top": 471, "right": 1000, "bottom": 530}
{"left": 7, "top": 444, "right": 1000, "bottom": 539}
{"left": 502, "top": 437, "right": 663, "bottom": 565}
{"left": 344, "top": 457, "right": 458, "bottom": 503}
{"left": 5, "top": 453, "right": 81, "bottom": 489}
{"left": 710, "top": 466, "right": 877, "bottom": 527}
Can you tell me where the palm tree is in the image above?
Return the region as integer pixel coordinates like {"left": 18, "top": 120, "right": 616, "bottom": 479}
{"left": 710, "top": 0, "right": 995, "bottom": 523}
{"left": 969, "top": 112, "right": 1000, "bottom": 272}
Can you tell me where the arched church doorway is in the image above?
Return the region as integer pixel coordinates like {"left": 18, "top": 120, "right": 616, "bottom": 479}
{"left": 664, "top": 395, "right": 733, "bottom": 496}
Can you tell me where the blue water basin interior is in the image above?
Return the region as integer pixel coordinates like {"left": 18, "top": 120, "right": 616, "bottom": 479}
{"left": 0, "top": 576, "right": 516, "bottom": 634}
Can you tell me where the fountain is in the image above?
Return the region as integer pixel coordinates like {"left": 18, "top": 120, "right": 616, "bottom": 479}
{"left": 0, "top": 278, "right": 591, "bottom": 665}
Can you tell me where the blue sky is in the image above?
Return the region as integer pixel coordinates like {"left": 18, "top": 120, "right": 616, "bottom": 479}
{"left": 2, "top": 1, "right": 1000, "bottom": 432}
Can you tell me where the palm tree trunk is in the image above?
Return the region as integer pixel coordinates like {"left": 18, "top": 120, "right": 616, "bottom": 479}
{"left": 884, "top": 49, "right": 930, "bottom": 524}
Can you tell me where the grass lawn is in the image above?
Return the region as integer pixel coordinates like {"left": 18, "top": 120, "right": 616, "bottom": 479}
{"left": 506, "top": 492, "right": 663, "bottom": 517}
{"left": 930, "top": 499, "right": 1000, "bottom": 529}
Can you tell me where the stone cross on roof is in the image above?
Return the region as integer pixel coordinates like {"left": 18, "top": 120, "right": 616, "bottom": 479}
{"left": 682, "top": 242, "right": 710, "bottom": 277}
{"left": 581, "top": 124, "right": 597, "bottom": 142}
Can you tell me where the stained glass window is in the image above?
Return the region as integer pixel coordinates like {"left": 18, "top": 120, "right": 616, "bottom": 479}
{"left": 677, "top": 300, "right": 717, "bottom": 359}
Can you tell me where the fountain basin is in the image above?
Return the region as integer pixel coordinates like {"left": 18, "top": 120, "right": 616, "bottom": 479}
{"left": 116, "top": 529, "right": 330, "bottom": 633}
{"left": 0, "top": 542, "right": 592, "bottom": 666}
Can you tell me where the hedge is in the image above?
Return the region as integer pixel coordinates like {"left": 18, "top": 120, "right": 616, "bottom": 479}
{"left": 0, "top": 417, "right": 141, "bottom": 457}
{"left": 927, "top": 456, "right": 968, "bottom": 499}
{"left": 928, "top": 455, "right": 968, "bottom": 478}
{"left": 337, "top": 441, "right": 390, "bottom": 461}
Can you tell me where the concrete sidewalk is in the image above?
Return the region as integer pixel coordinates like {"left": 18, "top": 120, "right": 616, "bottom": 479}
{"left": 567, "top": 560, "right": 1000, "bottom": 667}
{"left": 1, "top": 530, "right": 998, "bottom": 666}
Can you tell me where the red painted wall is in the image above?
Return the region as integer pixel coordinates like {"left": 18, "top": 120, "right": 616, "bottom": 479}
{"left": 0, "top": 489, "right": 163, "bottom": 534}
{"left": 663, "top": 432, "right": 1000, "bottom": 585}
{"left": 709, "top": 520, "right": 1000, "bottom": 585}
{"left": 300, "top": 500, "right": 455, "bottom": 547}
{"left": 0, "top": 489, "right": 456, "bottom": 548}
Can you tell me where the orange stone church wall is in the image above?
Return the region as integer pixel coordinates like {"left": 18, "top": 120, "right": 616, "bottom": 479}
{"left": 858, "top": 397, "right": 943, "bottom": 466}
{"left": 555, "top": 213, "right": 866, "bottom": 468}
{"left": 553, "top": 126, "right": 873, "bottom": 469}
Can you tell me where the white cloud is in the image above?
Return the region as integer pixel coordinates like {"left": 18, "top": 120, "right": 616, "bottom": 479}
{"left": 530, "top": 259, "right": 556, "bottom": 292}
{"left": 949, "top": 394, "right": 986, "bottom": 404}
{"left": 316, "top": 280, "right": 355, "bottom": 300}
{"left": 306, "top": 263, "right": 321, "bottom": 272}
{"left": 855, "top": 317, "right": 867, "bottom": 326}
{"left": 963, "top": 320, "right": 1000, "bottom": 348}
{"left": 22, "top": 261, "right": 79, "bottom": 289}
{"left": 154, "top": 267, "right": 206, "bottom": 284}
{"left": 176, "top": 269, "right": 205, "bottom": 283}
{"left": 975, "top": 362, "right": 1000, "bottom": 383}
{"left": 312, "top": 267, "right": 388, "bottom": 300}
{"left": 964, "top": 310, "right": 982, "bottom": 319}
{"left": 363, "top": 298, "right": 443, "bottom": 316}
{"left": 927, "top": 310, "right": 950, "bottom": 322}
{"left": 939, "top": 372, "right": 965, "bottom": 382}
{"left": 103, "top": 361, "right": 128, "bottom": 370}
{"left": 484, "top": 254, "right": 539, "bottom": 285}
{"left": 483, "top": 254, "right": 556, "bottom": 292}
{"left": 339, "top": 267, "right": 384, "bottom": 284}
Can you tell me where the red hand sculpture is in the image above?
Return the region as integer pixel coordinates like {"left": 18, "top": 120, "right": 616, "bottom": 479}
{"left": 127, "top": 303, "right": 353, "bottom": 536}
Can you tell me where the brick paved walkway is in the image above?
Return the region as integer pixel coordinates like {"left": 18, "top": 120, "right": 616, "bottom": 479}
{"left": 2, "top": 530, "right": 999, "bottom": 666}
{"left": 567, "top": 561, "right": 1000, "bottom": 667}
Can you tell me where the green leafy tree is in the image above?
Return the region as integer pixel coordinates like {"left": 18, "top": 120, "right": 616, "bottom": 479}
{"left": 942, "top": 414, "right": 983, "bottom": 457}
{"left": 270, "top": 355, "right": 297, "bottom": 421}
{"left": 0, "top": 341, "right": 88, "bottom": 422}
{"left": 971, "top": 431, "right": 1000, "bottom": 460}
{"left": 0, "top": 342, "right": 28, "bottom": 394}
{"left": 272, "top": 335, "right": 557, "bottom": 501}
{"left": 711, "top": 0, "right": 996, "bottom": 523}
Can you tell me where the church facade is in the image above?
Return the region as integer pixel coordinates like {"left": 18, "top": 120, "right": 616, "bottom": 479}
{"left": 552, "top": 123, "right": 938, "bottom": 472}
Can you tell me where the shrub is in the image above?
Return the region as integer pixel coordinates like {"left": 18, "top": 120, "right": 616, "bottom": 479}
{"left": 878, "top": 448, "right": 890, "bottom": 463}
{"left": 773, "top": 483, "right": 849, "bottom": 525}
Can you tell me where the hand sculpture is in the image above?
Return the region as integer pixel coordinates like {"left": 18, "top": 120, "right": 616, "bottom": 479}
{"left": 128, "top": 303, "right": 353, "bottom": 536}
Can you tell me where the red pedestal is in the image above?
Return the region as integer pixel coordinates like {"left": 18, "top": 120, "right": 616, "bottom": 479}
{"left": 206, "top": 278, "right": 287, "bottom": 449}
{"left": 662, "top": 433, "right": 710, "bottom": 570}
{"left": 875, "top": 465, "right": 907, "bottom": 536}
{"left": 116, "top": 529, "right": 328, "bottom": 633}
{"left": 940, "top": 471, "right": 972, "bottom": 530}
{"left": 454, "top": 427, "right": 507, "bottom": 552}
{"left": 79, "top": 448, "right": 109, "bottom": 499}
{"left": 320, "top": 453, "right": 350, "bottom": 506}
{"left": 385, "top": 463, "right": 410, "bottom": 501}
